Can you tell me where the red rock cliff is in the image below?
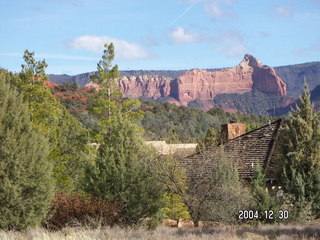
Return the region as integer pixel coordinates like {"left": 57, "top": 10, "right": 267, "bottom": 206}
{"left": 175, "top": 54, "right": 287, "bottom": 105}
{"left": 85, "top": 75, "right": 172, "bottom": 99}
{"left": 120, "top": 75, "right": 172, "bottom": 99}
{"left": 85, "top": 54, "right": 287, "bottom": 107}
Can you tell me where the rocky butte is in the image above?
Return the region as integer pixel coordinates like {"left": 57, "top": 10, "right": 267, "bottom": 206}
{"left": 85, "top": 54, "right": 287, "bottom": 107}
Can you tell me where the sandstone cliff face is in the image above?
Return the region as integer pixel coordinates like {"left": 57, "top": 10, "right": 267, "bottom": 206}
{"left": 84, "top": 54, "right": 287, "bottom": 108}
{"left": 175, "top": 54, "right": 287, "bottom": 105}
{"left": 120, "top": 75, "right": 172, "bottom": 99}
{"left": 246, "top": 54, "right": 287, "bottom": 96}
{"left": 85, "top": 75, "right": 172, "bottom": 99}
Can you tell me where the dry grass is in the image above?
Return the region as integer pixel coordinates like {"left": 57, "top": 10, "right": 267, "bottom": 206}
{"left": 0, "top": 224, "right": 319, "bottom": 240}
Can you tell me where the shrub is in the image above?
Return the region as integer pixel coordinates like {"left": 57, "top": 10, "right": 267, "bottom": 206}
{"left": 0, "top": 68, "right": 54, "bottom": 230}
{"left": 45, "top": 193, "right": 121, "bottom": 229}
{"left": 83, "top": 114, "right": 165, "bottom": 227}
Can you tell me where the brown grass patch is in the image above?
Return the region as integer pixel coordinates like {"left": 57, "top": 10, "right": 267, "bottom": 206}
{"left": 0, "top": 223, "right": 319, "bottom": 240}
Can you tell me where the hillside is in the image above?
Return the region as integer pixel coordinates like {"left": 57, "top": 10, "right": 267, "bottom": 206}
{"left": 46, "top": 81, "right": 274, "bottom": 143}
{"left": 48, "top": 58, "right": 320, "bottom": 116}
{"left": 275, "top": 62, "right": 320, "bottom": 98}
{"left": 49, "top": 70, "right": 186, "bottom": 86}
{"left": 49, "top": 61, "right": 320, "bottom": 99}
{"left": 187, "top": 89, "right": 289, "bottom": 116}
{"left": 272, "top": 83, "right": 320, "bottom": 115}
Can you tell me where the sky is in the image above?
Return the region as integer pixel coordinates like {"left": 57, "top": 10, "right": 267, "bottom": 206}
{"left": 0, "top": 0, "right": 320, "bottom": 75}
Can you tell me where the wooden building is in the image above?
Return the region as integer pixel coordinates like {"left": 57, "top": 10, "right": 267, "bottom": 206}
{"left": 181, "top": 119, "right": 282, "bottom": 193}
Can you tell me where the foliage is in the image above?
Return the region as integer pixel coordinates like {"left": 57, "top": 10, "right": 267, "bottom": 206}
{"left": 21, "top": 49, "right": 48, "bottom": 81}
{"left": 140, "top": 101, "right": 226, "bottom": 143}
{"left": 278, "top": 83, "right": 320, "bottom": 219}
{"left": 150, "top": 147, "right": 251, "bottom": 227}
{"left": 83, "top": 113, "right": 164, "bottom": 227}
{"left": 186, "top": 147, "right": 251, "bottom": 225}
{"left": 45, "top": 193, "right": 121, "bottom": 229}
{"left": 212, "top": 89, "right": 288, "bottom": 116}
{"left": 140, "top": 100, "right": 273, "bottom": 143}
{"left": 53, "top": 109, "right": 92, "bottom": 192}
{"left": 196, "top": 127, "right": 220, "bottom": 152}
{"left": 88, "top": 43, "right": 121, "bottom": 120}
{"left": 50, "top": 84, "right": 274, "bottom": 145}
{"left": 79, "top": 44, "right": 164, "bottom": 228}
{"left": 0, "top": 69, "right": 54, "bottom": 230}
{"left": 11, "top": 50, "right": 90, "bottom": 193}
{"left": 163, "top": 192, "right": 190, "bottom": 222}
{"left": 57, "top": 82, "right": 78, "bottom": 92}
{"left": 87, "top": 43, "right": 142, "bottom": 133}
{"left": 251, "top": 165, "right": 277, "bottom": 222}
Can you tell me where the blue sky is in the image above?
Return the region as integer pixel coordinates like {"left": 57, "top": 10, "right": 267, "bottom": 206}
{"left": 0, "top": 0, "right": 320, "bottom": 75}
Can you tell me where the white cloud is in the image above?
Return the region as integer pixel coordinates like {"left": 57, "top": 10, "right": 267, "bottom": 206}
{"left": 170, "top": 27, "right": 198, "bottom": 44}
{"left": 68, "top": 35, "right": 151, "bottom": 60}
{"left": 274, "top": 5, "right": 294, "bottom": 17}
{"left": 184, "top": 0, "right": 236, "bottom": 18}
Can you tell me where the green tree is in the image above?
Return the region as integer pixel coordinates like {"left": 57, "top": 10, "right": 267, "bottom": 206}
{"left": 196, "top": 127, "right": 220, "bottom": 152}
{"left": 20, "top": 49, "right": 47, "bottom": 80}
{"left": 53, "top": 109, "right": 91, "bottom": 192}
{"left": 251, "top": 165, "right": 277, "bottom": 222}
{"left": 163, "top": 192, "right": 190, "bottom": 224}
{"left": 89, "top": 43, "right": 121, "bottom": 120}
{"left": 0, "top": 68, "right": 54, "bottom": 230}
{"left": 11, "top": 50, "right": 89, "bottom": 192}
{"left": 83, "top": 43, "right": 164, "bottom": 227}
{"left": 83, "top": 113, "right": 164, "bottom": 226}
{"left": 278, "top": 83, "right": 320, "bottom": 219}
{"left": 188, "top": 147, "right": 251, "bottom": 224}
{"left": 89, "top": 43, "right": 142, "bottom": 126}
{"left": 150, "top": 146, "right": 251, "bottom": 227}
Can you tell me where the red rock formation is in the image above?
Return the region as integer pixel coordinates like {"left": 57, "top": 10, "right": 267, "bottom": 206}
{"left": 85, "top": 75, "right": 172, "bottom": 99}
{"left": 83, "top": 54, "right": 287, "bottom": 108}
{"left": 120, "top": 75, "right": 172, "bottom": 99}
{"left": 246, "top": 54, "right": 287, "bottom": 96}
{"left": 45, "top": 80, "right": 59, "bottom": 88}
{"left": 175, "top": 54, "right": 287, "bottom": 105}
{"left": 85, "top": 81, "right": 99, "bottom": 91}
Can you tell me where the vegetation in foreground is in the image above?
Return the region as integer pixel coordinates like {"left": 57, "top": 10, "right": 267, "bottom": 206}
{"left": 0, "top": 43, "right": 319, "bottom": 233}
{"left": 0, "top": 224, "right": 320, "bottom": 240}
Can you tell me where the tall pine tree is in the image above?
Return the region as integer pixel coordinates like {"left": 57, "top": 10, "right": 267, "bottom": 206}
{"left": 279, "top": 83, "right": 320, "bottom": 219}
{"left": 88, "top": 43, "right": 142, "bottom": 129}
{"left": 10, "top": 50, "right": 90, "bottom": 192}
{"left": 0, "top": 68, "right": 54, "bottom": 230}
{"left": 83, "top": 43, "right": 164, "bottom": 227}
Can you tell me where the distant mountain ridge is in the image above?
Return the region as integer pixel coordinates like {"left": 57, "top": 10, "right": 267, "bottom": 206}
{"left": 271, "top": 83, "right": 320, "bottom": 116}
{"left": 48, "top": 57, "right": 320, "bottom": 115}
{"left": 49, "top": 61, "right": 320, "bottom": 99}
{"left": 80, "top": 54, "right": 287, "bottom": 110}
{"left": 49, "top": 70, "right": 185, "bottom": 86}
{"left": 274, "top": 62, "right": 320, "bottom": 98}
